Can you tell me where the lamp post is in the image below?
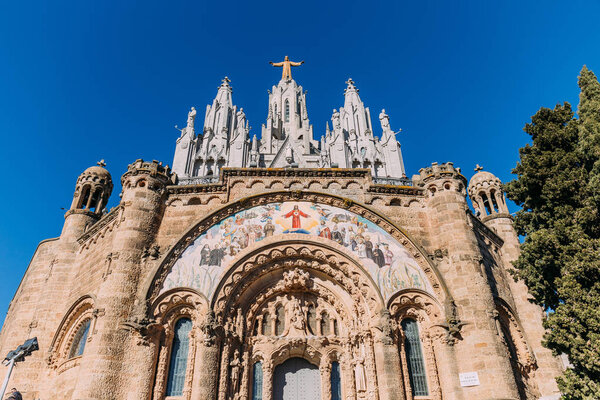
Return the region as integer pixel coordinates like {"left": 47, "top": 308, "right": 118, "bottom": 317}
{"left": 1, "top": 337, "right": 38, "bottom": 398}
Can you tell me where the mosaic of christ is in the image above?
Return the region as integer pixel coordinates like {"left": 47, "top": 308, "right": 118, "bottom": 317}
{"left": 161, "top": 202, "right": 433, "bottom": 301}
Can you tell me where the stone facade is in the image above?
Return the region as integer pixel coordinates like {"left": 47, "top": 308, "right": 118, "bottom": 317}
{"left": 0, "top": 77, "right": 564, "bottom": 400}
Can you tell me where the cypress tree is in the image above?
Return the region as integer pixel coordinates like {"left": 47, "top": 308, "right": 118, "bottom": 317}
{"left": 505, "top": 67, "right": 600, "bottom": 398}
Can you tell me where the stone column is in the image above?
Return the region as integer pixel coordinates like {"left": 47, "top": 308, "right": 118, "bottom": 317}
{"left": 320, "top": 362, "right": 332, "bottom": 400}
{"left": 263, "top": 362, "right": 274, "bottom": 400}
{"left": 123, "top": 333, "right": 161, "bottom": 400}
{"left": 191, "top": 340, "right": 221, "bottom": 400}
{"left": 430, "top": 336, "right": 464, "bottom": 400}
{"left": 372, "top": 339, "right": 405, "bottom": 400}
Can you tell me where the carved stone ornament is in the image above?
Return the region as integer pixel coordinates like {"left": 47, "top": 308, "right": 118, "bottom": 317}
{"left": 275, "top": 268, "right": 312, "bottom": 291}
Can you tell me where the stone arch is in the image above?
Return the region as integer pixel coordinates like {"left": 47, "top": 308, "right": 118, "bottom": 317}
{"left": 388, "top": 289, "right": 445, "bottom": 400}
{"left": 210, "top": 237, "right": 384, "bottom": 326}
{"left": 148, "top": 288, "right": 208, "bottom": 400}
{"left": 494, "top": 299, "right": 539, "bottom": 399}
{"left": 143, "top": 191, "right": 452, "bottom": 313}
{"left": 47, "top": 295, "right": 98, "bottom": 372}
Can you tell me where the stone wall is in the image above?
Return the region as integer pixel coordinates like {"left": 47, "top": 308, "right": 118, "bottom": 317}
{"left": 0, "top": 163, "right": 562, "bottom": 400}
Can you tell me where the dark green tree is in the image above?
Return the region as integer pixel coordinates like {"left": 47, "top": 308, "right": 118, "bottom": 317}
{"left": 505, "top": 67, "right": 600, "bottom": 398}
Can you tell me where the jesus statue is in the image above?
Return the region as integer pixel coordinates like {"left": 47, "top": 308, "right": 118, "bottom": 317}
{"left": 269, "top": 56, "right": 304, "bottom": 81}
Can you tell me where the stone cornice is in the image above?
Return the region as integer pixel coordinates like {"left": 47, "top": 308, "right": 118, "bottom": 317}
{"left": 77, "top": 205, "right": 124, "bottom": 246}
{"left": 167, "top": 167, "right": 424, "bottom": 196}
{"left": 469, "top": 211, "right": 504, "bottom": 247}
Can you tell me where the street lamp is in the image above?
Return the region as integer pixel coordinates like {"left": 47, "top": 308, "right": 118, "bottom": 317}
{"left": 1, "top": 337, "right": 38, "bottom": 398}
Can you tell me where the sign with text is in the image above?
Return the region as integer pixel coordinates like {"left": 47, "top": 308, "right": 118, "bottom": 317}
{"left": 459, "top": 371, "right": 480, "bottom": 387}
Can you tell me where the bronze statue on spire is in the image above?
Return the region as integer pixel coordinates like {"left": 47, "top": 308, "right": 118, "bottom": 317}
{"left": 269, "top": 56, "right": 304, "bottom": 81}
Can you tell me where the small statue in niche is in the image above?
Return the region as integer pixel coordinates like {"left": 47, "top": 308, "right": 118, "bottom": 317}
{"left": 229, "top": 349, "right": 242, "bottom": 398}
{"left": 354, "top": 344, "right": 368, "bottom": 392}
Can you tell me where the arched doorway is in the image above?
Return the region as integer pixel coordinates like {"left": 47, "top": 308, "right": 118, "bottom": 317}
{"left": 273, "top": 358, "right": 321, "bottom": 400}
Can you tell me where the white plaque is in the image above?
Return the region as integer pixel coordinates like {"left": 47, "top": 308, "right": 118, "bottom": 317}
{"left": 459, "top": 371, "right": 480, "bottom": 387}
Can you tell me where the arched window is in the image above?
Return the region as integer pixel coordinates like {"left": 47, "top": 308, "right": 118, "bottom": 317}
{"left": 401, "top": 319, "right": 429, "bottom": 396}
{"left": 333, "top": 319, "right": 339, "bottom": 336}
{"left": 68, "top": 319, "right": 91, "bottom": 358}
{"left": 490, "top": 189, "right": 500, "bottom": 212}
{"left": 89, "top": 187, "right": 103, "bottom": 212}
{"left": 166, "top": 318, "right": 193, "bottom": 397}
{"left": 275, "top": 306, "right": 285, "bottom": 336}
{"left": 285, "top": 100, "right": 290, "bottom": 122}
{"left": 252, "top": 361, "right": 263, "bottom": 400}
{"left": 480, "top": 192, "right": 492, "bottom": 214}
{"left": 79, "top": 185, "right": 91, "bottom": 209}
{"left": 262, "top": 313, "right": 272, "bottom": 336}
{"left": 331, "top": 361, "right": 342, "bottom": 400}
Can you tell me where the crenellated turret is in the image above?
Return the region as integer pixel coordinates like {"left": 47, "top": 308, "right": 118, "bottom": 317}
{"left": 72, "top": 159, "right": 172, "bottom": 399}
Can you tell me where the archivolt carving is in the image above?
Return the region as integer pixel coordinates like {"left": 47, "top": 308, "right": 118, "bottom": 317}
{"left": 211, "top": 241, "right": 383, "bottom": 325}
{"left": 495, "top": 299, "right": 537, "bottom": 374}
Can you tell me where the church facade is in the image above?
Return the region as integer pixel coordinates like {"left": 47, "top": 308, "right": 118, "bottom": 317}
{"left": 0, "top": 67, "right": 564, "bottom": 400}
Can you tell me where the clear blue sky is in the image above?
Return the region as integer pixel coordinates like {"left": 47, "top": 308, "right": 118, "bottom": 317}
{"left": 0, "top": 1, "right": 599, "bottom": 327}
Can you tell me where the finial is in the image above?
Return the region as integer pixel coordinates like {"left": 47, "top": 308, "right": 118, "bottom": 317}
{"left": 346, "top": 78, "right": 355, "bottom": 86}
{"left": 221, "top": 76, "right": 231, "bottom": 85}
{"left": 474, "top": 164, "right": 483, "bottom": 172}
{"left": 97, "top": 159, "right": 106, "bottom": 167}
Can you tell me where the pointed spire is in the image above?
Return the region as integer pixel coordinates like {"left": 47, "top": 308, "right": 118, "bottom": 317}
{"left": 252, "top": 134, "right": 258, "bottom": 151}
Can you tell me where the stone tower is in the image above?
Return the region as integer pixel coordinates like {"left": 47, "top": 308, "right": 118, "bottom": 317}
{"left": 468, "top": 167, "right": 563, "bottom": 399}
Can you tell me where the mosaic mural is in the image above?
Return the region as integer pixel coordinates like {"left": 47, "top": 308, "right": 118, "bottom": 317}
{"left": 161, "top": 202, "right": 433, "bottom": 301}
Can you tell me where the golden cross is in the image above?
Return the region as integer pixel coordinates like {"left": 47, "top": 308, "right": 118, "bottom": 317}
{"left": 269, "top": 56, "right": 304, "bottom": 81}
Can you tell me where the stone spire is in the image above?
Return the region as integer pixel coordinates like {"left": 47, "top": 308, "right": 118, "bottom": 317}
{"left": 323, "top": 79, "right": 406, "bottom": 180}
{"left": 259, "top": 77, "right": 319, "bottom": 167}
{"left": 172, "top": 73, "right": 407, "bottom": 183}
{"left": 172, "top": 77, "right": 250, "bottom": 180}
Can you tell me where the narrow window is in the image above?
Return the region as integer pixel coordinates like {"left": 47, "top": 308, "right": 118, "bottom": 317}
{"left": 331, "top": 361, "right": 342, "bottom": 400}
{"left": 89, "top": 188, "right": 102, "bottom": 212}
{"left": 79, "top": 185, "right": 91, "bottom": 209}
{"left": 252, "top": 361, "right": 263, "bottom": 400}
{"left": 307, "top": 304, "right": 317, "bottom": 335}
{"left": 333, "top": 319, "right": 339, "bottom": 336}
{"left": 285, "top": 100, "right": 290, "bottom": 122}
{"left": 262, "top": 313, "right": 271, "bottom": 336}
{"left": 490, "top": 190, "right": 500, "bottom": 212}
{"left": 68, "top": 319, "right": 91, "bottom": 358}
{"left": 320, "top": 312, "right": 330, "bottom": 336}
{"left": 166, "top": 318, "right": 193, "bottom": 396}
{"left": 401, "top": 319, "right": 429, "bottom": 396}
{"left": 275, "top": 306, "right": 285, "bottom": 336}
{"left": 480, "top": 192, "right": 492, "bottom": 214}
